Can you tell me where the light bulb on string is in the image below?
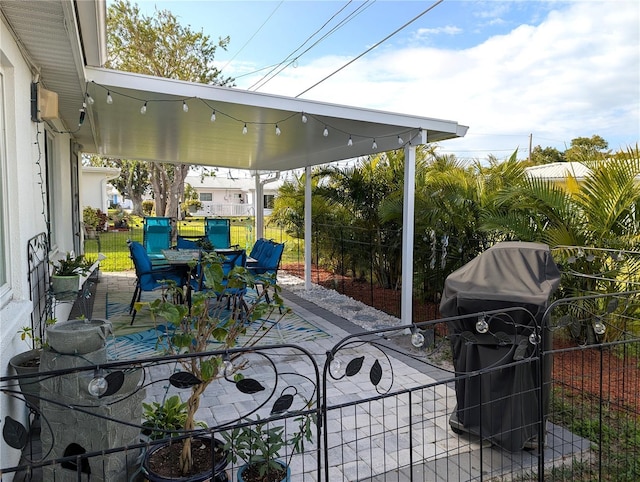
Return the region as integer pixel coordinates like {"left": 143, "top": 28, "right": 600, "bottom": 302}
{"left": 85, "top": 93, "right": 94, "bottom": 105}
{"left": 140, "top": 102, "right": 147, "bottom": 115}
{"left": 222, "top": 357, "right": 234, "bottom": 377}
{"left": 476, "top": 315, "right": 489, "bottom": 334}
{"left": 210, "top": 110, "right": 216, "bottom": 122}
{"left": 242, "top": 124, "right": 248, "bottom": 135}
{"left": 372, "top": 139, "right": 378, "bottom": 150}
{"left": 593, "top": 320, "right": 606, "bottom": 335}
{"left": 182, "top": 101, "right": 189, "bottom": 113}
{"left": 88, "top": 369, "right": 108, "bottom": 397}
{"left": 347, "top": 136, "right": 353, "bottom": 147}
{"left": 397, "top": 135, "right": 403, "bottom": 145}
{"left": 323, "top": 126, "right": 329, "bottom": 137}
{"left": 106, "top": 91, "right": 113, "bottom": 104}
{"left": 411, "top": 327, "right": 425, "bottom": 348}
{"left": 275, "top": 125, "right": 281, "bottom": 136}
{"left": 301, "top": 112, "right": 308, "bottom": 124}
{"left": 329, "top": 358, "right": 342, "bottom": 377}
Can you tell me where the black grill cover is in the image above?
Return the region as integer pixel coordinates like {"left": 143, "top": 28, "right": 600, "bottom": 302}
{"left": 440, "top": 242, "right": 561, "bottom": 451}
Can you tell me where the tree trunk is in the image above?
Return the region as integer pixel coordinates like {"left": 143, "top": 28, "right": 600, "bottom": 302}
{"left": 150, "top": 163, "right": 168, "bottom": 217}
{"left": 130, "top": 192, "right": 144, "bottom": 216}
{"left": 166, "top": 165, "right": 190, "bottom": 218}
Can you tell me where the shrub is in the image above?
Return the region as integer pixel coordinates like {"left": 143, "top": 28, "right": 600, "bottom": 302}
{"left": 142, "top": 200, "right": 154, "bottom": 216}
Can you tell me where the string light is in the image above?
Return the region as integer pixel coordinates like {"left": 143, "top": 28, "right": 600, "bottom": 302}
{"left": 85, "top": 83, "right": 428, "bottom": 150}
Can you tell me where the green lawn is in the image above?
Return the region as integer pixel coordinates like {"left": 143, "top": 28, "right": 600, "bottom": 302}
{"left": 84, "top": 217, "right": 301, "bottom": 271}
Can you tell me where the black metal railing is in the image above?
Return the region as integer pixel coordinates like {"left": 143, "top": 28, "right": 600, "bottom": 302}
{"left": 3, "top": 288, "right": 639, "bottom": 481}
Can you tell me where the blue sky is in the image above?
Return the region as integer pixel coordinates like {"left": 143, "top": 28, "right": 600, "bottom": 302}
{"left": 130, "top": 0, "right": 639, "bottom": 162}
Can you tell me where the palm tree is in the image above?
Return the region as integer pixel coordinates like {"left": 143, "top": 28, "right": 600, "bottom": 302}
{"left": 481, "top": 146, "right": 640, "bottom": 343}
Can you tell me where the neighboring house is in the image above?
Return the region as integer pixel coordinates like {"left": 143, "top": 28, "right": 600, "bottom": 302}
{"left": 81, "top": 166, "right": 121, "bottom": 213}
{"left": 0, "top": 1, "right": 465, "bottom": 473}
{"left": 107, "top": 184, "right": 133, "bottom": 209}
{"left": 524, "top": 162, "right": 591, "bottom": 188}
{"left": 185, "top": 173, "right": 284, "bottom": 217}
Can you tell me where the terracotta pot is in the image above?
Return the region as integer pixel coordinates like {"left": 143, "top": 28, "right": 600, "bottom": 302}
{"left": 143, "top": 436, "right": 229, "bottom": 482}
{"left": 237, "top": 459, "right": 290, "bottom": 482}
{"left": 8, "top": 348, "right": 43, "bottom": 409}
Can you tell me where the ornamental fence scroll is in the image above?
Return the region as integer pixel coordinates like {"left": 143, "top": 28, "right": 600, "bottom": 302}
{"left": 27, "top": 232, "right": 50, "bottom": 345}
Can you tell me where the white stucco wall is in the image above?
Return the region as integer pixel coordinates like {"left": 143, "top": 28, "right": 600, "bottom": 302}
{"left": 81, "top": 167, "right": 121, "bottom": 213}
{"left": 0, "top": 18, "right": 77, "bottom": 475}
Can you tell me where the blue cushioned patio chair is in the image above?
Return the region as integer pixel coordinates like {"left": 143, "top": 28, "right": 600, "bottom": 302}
{"left": 247, "top": 240, "right": 285, "bottom": 303}
{"left": 176, "top": 235, "right": 207, "bottom": 250}
{"left": 205, "top": 218, "right": 231, "bottom": 249}
{"left": 143, "top": 217, "right": 172, "bottom": 265}
{"left": 128, "top": 241, "right": 186, "bottom": 324}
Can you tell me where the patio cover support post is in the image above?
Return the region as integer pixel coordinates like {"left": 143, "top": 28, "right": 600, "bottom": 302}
{"left": 305, "top": 165, "right": 312, "bottom": 290}
{"left": 401, "top": 140, "right": 419, "bottom": 325}
{"left": 255, "top": 174, "right": 264, "bottom": 239}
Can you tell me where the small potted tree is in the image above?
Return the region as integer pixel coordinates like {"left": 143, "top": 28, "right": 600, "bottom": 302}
{"left": 142, "top": 252, "right": 288, "bottom": 481}
{"left": 50, "top": 252, "right": 93, "bottom": 295}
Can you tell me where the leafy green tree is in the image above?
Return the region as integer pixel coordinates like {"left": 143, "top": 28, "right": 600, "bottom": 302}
{"left": 530, "top": 145, "right": 564, "bottom": 165}
{"left": 564, "top": 135, "right": 610, "bottom": 163}
{"left": 106, "top": 0, "right": 233, "bottom": 217}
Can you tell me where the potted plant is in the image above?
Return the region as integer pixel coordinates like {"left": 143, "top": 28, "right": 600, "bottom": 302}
{"left": 142, "top": 252, "right": 287, "bottom": 481}
{"left": 221, "top": 411, "right": 315, "bottom": 482}
{"left": 8, "top": 321, "right": 55, "bottom": 409}
{"left": 50, "top": 252, "right": 93, "bottom": 295}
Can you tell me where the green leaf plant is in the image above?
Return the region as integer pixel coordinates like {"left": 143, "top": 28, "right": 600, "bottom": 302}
{"left": 147, "top": 250, "right": 288, "bottom": 476}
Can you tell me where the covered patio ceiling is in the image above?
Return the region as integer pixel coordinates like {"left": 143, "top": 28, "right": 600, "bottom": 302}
{"left": 82, "top": 67, "right": 468, "bottom": 171}
{"left": 1, "top": 0, "right": 468, "bottom": 172}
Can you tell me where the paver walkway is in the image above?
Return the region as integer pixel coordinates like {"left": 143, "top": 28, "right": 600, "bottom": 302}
{"left": 12, "top": 271, "right": 588, "bottom": 481}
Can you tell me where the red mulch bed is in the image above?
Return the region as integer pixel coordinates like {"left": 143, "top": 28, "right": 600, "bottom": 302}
{"left": 281, "top": 263, "right": 640, "bottom": 413}
{"left": 551, "top": 338, "right": 639, "bottom": 413}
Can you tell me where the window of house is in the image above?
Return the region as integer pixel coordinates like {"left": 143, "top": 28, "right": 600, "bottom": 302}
{"left": 199, "top": 192, "right": 212, "bottom": 202}
{"left": 0, "top": 70, "right": 9, "bottom": 306}
{"left": 264, "top": 194, "right": 275, "bottom": 209}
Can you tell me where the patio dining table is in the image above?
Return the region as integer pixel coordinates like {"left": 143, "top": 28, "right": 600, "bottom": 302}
{"left": 160, "top": 248, "right": 256, "bottom": 266}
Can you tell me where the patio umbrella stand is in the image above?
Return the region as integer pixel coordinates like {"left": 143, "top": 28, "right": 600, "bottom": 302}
{"left": 440, "top": 242, "right": 561, "bottom": 451}
{"left": 38, "top": 318, "right": 145, "bottom": 481}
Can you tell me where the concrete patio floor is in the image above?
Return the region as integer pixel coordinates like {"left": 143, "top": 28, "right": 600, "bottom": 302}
{"left": 12, "top": 270, "right": 590, "bottom": 481}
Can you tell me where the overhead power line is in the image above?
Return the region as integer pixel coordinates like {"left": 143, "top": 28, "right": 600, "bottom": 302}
{"left": 249, "top": 1, "right": 374, "bottom": 91}
{"left": 219, "top": 1, "right": 284, "bottom": 75}
{"left": 296, "top": 0, "right": 444, "bottom": 98}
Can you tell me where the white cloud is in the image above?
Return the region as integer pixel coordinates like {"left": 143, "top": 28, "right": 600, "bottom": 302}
{"left": 413, "top": 25, "right": 463, "bottom": 40}
{"left": 236, "top": 1, "right": 640, "bottom": 160}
